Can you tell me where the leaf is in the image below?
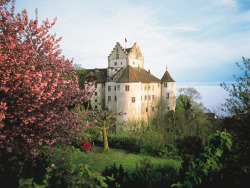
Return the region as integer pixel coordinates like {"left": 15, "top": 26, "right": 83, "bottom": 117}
{"left": 19, "top": 178, "right": 34, "bottom": 187}
{"left": 216, "top": 148, "right": 223, "bottom": 157}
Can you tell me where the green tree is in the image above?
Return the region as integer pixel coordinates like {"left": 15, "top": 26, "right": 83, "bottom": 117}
{"left": 175, "top": 87, "right": 212, "bottom": 138}
{"left": 220, "top": 58, "right": 250, "bottom": 176}
{"left": 220, "top": 57, "right": 250, "bottom": 115}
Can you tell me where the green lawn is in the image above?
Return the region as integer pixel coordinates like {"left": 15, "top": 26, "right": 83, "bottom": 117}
{"left": 51, "top": 146, "right": 182, "bottom": 173}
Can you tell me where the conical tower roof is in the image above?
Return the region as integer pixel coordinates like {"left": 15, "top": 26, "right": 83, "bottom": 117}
{"left": 161, "top": 70, "right": 175, "bottom": 82}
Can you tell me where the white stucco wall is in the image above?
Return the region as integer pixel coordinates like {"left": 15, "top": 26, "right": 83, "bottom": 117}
{"left": 161, "top": 82, "right": 176, "bottom": 111}
{"left": 116, "top": 82, "right": 142, "bottom": 122}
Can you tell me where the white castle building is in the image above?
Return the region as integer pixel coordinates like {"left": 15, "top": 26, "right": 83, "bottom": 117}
{"left": 85, "top": 42, "right": 175, "bottom": 122}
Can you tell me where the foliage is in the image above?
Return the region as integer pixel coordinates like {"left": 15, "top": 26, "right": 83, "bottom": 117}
{"left": 175, "top": 88, "right": 213, "bottom": 139}
{"left": 127, "top": 158, "right": 179, "bottom": 188}
{"left": 107, "top": 134, "right": 137, "bottom": 151}
{"left": 220, "top": 57, "right": 250, "bottom": 115}
{"left": 176, "top": 136, "right": 202, "bottom": 157}
{"left": 220, "top": 57, "right": 250, "bottom": 186}
{"left": 173, "top": 131, "right": 232, "bottom": 188}
{"left": 102, "top": 159, "right": 180, "bottom": 188}
{"left": 102, "top": 163, "right": 129, "bottom": 188}
{"left": 0, "top": 1, "right": 93, "bottom": 167}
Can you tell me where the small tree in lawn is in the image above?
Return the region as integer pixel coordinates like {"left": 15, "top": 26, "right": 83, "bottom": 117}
{"left": 0, "top": 0, "right": 93, "bottom": 168}
{"left": 91, "top": 109, "right": 122, "bottom": 151}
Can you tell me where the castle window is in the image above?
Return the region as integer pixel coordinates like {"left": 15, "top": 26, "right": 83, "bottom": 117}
{"left": 95, "top": 99, "right": 97, "bottom": 103}
{"left": 152, "top": 85, "right": 154, "bottom": 90}
{"left": 108, "top": 86, "right": 111, "bottom": 91}
{"left": 115, "top": 96, "right": 117, "bottom": 101}
{"left": 132, "top": 97, "right": 136, "bottom": 103}
{"left": 164, "top": 83, "right": 168, "bottom": 88}
{"left": 146, "top": 108, "right": 148, "bottom": 112}
{"left": 115, "top": 69, "right": 118, "bottom": 71}
{"left": 95, "top": 83, "right": 97, "bottom": 88}
{"left": 125, "top": 85, "right": 129, "bottom": 91}
{"left": 95, "top": 105, "right": 98, "bottom": 109}
{"left": 117, "top": 85, "right": 120, "bottom": 91}
{"left": 152, "top": 95, "right": 155, "bottom": 100}
{"left": 167, "top": 107, "right": 170, "bottom": 110}
{"left": 108, "top": 96, "right": 111, "bottom": 101}
{"left": 115, "top": 62, "right": 117, "bottom": 66}
{"left": 95, "top": 92, "right": 97, "bottom": 96}
{"left": 116, "top": 53, "right": 119, "bottom": 59}
{"left": 145, "top": 95, "right": 147, "bottom": 100}
{"left": 152, "top": 107, "right": 155, "bottom": 111}
{"left": 144, "top": 85, "right": 147, "bottom": 90}
{"left": 121, "top": 62, "right": 122, "bottom": 65}
{"left": 114, "top": 86, "right": 116, "bottom": 91}
{"left": 166, "top": 93, "right": 169, "bottom": 98}
{"left": 148, "top": 85, "right": 151, "bottom": 90}
{"left": 148, "top": 95, "right": 151, "bottom": 100}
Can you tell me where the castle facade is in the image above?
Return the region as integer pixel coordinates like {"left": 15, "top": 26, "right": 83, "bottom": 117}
{"left": 85, "top": 42, "right": 175, "bottom": 122}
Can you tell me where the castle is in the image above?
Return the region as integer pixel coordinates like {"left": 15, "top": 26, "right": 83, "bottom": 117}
{"left": 85, "top": 42, "right": 175, "bottom": 122}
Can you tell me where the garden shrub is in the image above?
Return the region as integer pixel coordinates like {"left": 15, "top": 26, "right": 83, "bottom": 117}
{"left": 155, "top": 143, "right": 179, "bottom": 159}
{"left": 173, "top": 131, "right": 233, "bottom": 188}
{"left": 177, "top": 136, "right": 203, "bottom": 157}
{"left": 128, "top": 158, "right": 179, "bottom": 188}
{"left": 102, "top": 159, "right": 179, "bottom": 188}
{"left": 107, "top": 134, "right": 139, "bottom": 152}
{"left": 102, "top": 163, "right": 129, "bottom": 188}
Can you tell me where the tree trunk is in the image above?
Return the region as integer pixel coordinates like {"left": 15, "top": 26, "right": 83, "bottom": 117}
{"left": 102, "top": 124, "right": 109, "bottom": 151}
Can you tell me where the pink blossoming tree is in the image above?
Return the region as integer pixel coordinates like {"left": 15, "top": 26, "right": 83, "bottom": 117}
{"left": 0, "top": 1, "right": 93, "bottom": 165}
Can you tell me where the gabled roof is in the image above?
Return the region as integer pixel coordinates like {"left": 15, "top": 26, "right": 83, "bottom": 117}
{"left": 108, "top": 42, "right": 143, "bottom": 59}
{"left": 161, "top": 70, "right": 175, "bottom": 82}
{"left": 86, "top": 68, "right": 107, "bottom": 83}
{"left": 117, "top": 65, "right": 161, "bottom": 83}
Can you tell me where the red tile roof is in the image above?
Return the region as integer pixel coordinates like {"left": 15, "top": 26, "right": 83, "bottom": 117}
{"left": 161, "top": 70, "right": 175, "bottom": 82}
{"left": 117, "top": 65, "right": 161, "bottom": 83}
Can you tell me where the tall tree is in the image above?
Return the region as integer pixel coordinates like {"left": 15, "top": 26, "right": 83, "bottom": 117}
{"left": 175, "top": 87, "right": 212, "bottom": 138}
{"left": 0, "top": 1, "right": 93, "bottom": 165}
{"left": 220, "top": 57, "right": 250, "bottom": 115}
{"left": 221, "top": 58, "right": 250, "bottom": 175}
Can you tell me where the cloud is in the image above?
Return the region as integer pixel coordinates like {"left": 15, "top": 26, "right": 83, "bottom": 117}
{"left": 14, "top": 0, "right": 250, "bottom": 83}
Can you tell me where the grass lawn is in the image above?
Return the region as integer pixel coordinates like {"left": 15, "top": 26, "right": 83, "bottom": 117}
{"left": 52, "top": 146, "right": 182, "bottom": 174}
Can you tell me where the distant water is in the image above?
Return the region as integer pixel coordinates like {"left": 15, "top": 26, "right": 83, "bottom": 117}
{"left": 176, "top": 83, "right": 230, "bottom": 116}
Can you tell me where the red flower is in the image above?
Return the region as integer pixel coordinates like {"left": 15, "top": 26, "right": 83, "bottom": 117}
{"left": 83, "top": 139, "right": 91, "bottom": 151}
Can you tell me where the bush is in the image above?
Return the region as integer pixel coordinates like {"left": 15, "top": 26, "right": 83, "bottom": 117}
{"left": 128, "top": 158, "right": 179, "bottom": 188}
{"left": 102, "top": 159, "right": 179, "bottom": 188}
{"left": 102, "top": 163, "right": 129, "bottom": 188}
{"left": 107, "top": 135, "right": 139, "bottom": 152}
{"left": 177, "top": 136, "right": 203, "bottom": 157}
{"left": 155, "top": 143, "right": 179, "bottom": 159}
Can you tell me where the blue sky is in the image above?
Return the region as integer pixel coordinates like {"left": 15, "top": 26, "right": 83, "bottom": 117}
{"left": 13, "top": 0, "right": 250, "bottom": 113}
{"left": 14, "top": 0, "right": 250, "bottom": 84}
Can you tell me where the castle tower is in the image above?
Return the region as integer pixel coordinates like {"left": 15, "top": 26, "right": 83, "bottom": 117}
{"left": 161, "top": 67, "right": 175, "bottom": 111}
{"left": 107, "top": 42, "right": 144, "bottom": 80}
